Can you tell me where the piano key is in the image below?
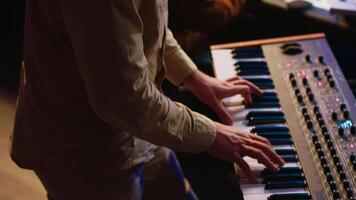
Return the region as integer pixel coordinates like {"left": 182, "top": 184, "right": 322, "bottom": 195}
{"left": 254, "top": 96, "right": 279, "bottom": 103}
{"left": 281, "top": 155, "right": 298, "bottom": 162}
{"left": 275, "top": 148, "right": 297, "bottom": 155}
{"left": 236, "top": 69, "right": 270, "bottom": 76}
{"left": 235, "top": 65, "right": 269, "bottom": 72}
{"left": 243, "top": 192, "right": 311, "bottom": 200}
{"left": 241, "top": 183, "right": 308, "bottom": 195}
{"left": 247, "top": 111, "right": 285, "bottom": 118}
{"left": 256, "top": 131, "right": 291, "bottom": 139}
{"left": 261, "top": 166, "right": 302, "bottom": 176}
{"left": 267, "top": 138, "right": 293, "bottom": 145}
{"left": 249, "top": 82, "right": 275, "bottom": 89}
{"left": 247, "top": 102, "right": 280, "bottom": 108}
{"left": 263, "top": 173, "right": 304, "bottom": 183}
{"left": 244, "top": 77, "right": 273, "bottom": 83}
{"left": 268, "top": 193, "right": 311, "bottom": 200}
{"left": 265, "top": 180, "right": 307, "bottom": 189}
{"left": 247, "top": 116, "right": 286, "bottom": 126}
{"left": 235, "top": 61, "right": 268, "bottom": 69}
{"left": 251, "top": 125, "right": 289, "bottom": 133}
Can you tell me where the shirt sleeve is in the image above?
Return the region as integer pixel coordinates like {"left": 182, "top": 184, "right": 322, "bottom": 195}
{"left": 59, "top": 0, "right": 216, "bottom": 153}
{"left": 164, "top": 28, "right": 199, "bottom": 86}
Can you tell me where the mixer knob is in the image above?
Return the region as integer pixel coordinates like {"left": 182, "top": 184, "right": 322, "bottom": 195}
{"left": 329, "top": 181, "right": 337, "bottom": 190}
{"left": 321, "top": 156, "right": 327, "bottom": 165}
{"left": 338, "top": 128, "right": 344, "bottom": 137}
{"left": 336, "top": 162, "right": 343, "bottom": 172}
{"left": 305, "top": 54, "right": 312, "bottom": 63}
{"left": 343, "top": 110, "right": 349, "bottom": 119}
{"left": 318, "top": 55, "right": 325, "bottom": 65}
{"left": 313, "top": 106, "right": 319, "bottom": 113}
{"left": 332, "top": 190, "right": 340, "bottom": 200}
{"left": 291, "top": 78, "right": 297, "bottom": 87}
{"left": 327, "top": 139, "right": 334, "bottom": 148}
{"left": 333, "top": 155, "right": 340, "bottom": 164}
{"left": 343, "top": 179, "right": 350, "bottom": 189}
{"left": 295, "top": 88, "right": 301, "bottom": 96}
{"left": 297, "top": 94, "right": 303, "bottom": 103}
{"left": 340, "top": 103, "right": 346, "bottom": 111}
{"left": 350, "top": 126, "right": 356, "bottom": 135}
{"left": 330, "top": 147, "right": 336, "bottom": 155}
{"left": 339, "top": 171, "right": 346, "bottom": 180}
{"left": 317, "top": 149, "right": 324, "bottom": 157}
{"left": 306, "top": 120, "right": 313, "bottom": 129}
{"left": 326, "top": 173, "right": 334, "bottom": 182}
{"left": 313, "top": 70, "right": 319, "bottom": 78}
{"left": 318, "top": 119, "right": 325, "bottom": 127}
{"left": 308, "top": 93, "right": 314, "bottom": 101}
{"left": 324, "top": 133, "right": 330, "bottom": 140}
{"left": 323, "top": 164, "right": 330, "bottom": 173}
{"left": 331, "top": 112, "right": 338, "bottom": 121}
{"left": 350, "top": 154, "right": 355, "bottom": 162}
{"left": 322, "top": 126, "right": 328, "bottom": 134}
{"left": 304, "top": 114, "right": 310, "bottom": 121}
{"left": 316, "top": 113, "right": 322, "bottom": 120}
{"left": 324, "top": 68, "right": 330, "bottom": 75}
{"left": 329, "top": 80, "right": 335, "bottom": 88}
{"left": 302, "top": 78, "right": 308, "bottom": 86}
{"left": 346, "top": 188, "right": 354, "bottom": 199}
{"left": 289, "top": 73, "right": 295, "bottom": 80}
{"left": 326, "top": 74, "right": 333, "bottom": 81}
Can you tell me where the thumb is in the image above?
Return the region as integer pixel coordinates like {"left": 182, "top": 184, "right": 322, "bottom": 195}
{"left": 213, "top": 101, "right": 233, "bottom": 125}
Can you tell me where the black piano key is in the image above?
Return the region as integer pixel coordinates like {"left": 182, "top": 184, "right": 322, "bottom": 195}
{"left": 247, "top": 111, "right": 284, "bottom": 117}
{"left": 261, "top": 166, "right": 302, "bottom": 176}
{"left": 282, "top": 155, "right": 298, "bottom": 162}
{"left": 268, "top": 193, "right": 311, "bottom": 200}
{"left": 275, "top": 149, "right": 296, "bottom": 155}
{"left": 236, "top": 69, "right": 270, "bottom": 76}
{"left": 263, "top": 173, "right": 304, "bottom": 183}
{"left": 247, "top": 117, "right": 286, "bottom": 126}
{"left": 267, "top": 138, "right": 293, "bottom": 145}
{"left": 233, "top": 53, "right": 264, "bottom": 59}
{"left": 254, "top": 96, "right": 279, "bottom": 102}
{"left": 250, "top": 82, "right": 274, "bottom": 89}
{"left": 247, "top": 102, "right": 280, "bottom": 108}
{"left": 256, "top": 131, "right": 291, "bottom": 139}
{"left": 262, "top": 91, "right": 277, "bottom": 96}
{"left": 244, "top": 77, "right": 273, "bottom": 83}
{"left": 265, "top": 180, "right": 307, "bottom": 189}
{"left": 251, "top": 125, "right": 289, "bottom": 133}
{"left": 235, "top": 61, "right": 268, "bottom": 68}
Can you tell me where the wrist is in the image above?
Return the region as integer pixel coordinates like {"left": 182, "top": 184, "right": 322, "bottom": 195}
{"left": 184, "top": 70, "right": 207, "bottom": 91}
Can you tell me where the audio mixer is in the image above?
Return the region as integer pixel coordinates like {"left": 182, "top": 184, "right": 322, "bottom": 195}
{"left": 210, "top": 33, "right": 356, "bottom": 199}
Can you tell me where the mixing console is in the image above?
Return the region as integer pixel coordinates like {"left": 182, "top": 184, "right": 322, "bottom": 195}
{"left": 210, "top": 33, "right": 356, "bottom": 200}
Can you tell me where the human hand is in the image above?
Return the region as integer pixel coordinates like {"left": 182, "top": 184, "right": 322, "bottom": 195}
{"left": 185, "top": 71, "right": 262, "bottom": 125}
{"left": 208, "top": 122, "right": 285, "bottom": 181}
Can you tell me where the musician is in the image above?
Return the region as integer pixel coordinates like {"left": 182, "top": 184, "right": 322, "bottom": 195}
{"left": 10, "top": 0, "right": 284, "bottom": 199}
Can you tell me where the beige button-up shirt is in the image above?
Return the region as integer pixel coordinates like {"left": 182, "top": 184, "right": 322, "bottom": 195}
{"left": 11, "top": 0, "right": 216, "bottom": 172}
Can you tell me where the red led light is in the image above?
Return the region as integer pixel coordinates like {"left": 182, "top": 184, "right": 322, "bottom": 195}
{"left": 350, "top": 143, "right": 355, "bottom": 149}
{"left": 318, "top": 81, "right": 323, "bottom": 86}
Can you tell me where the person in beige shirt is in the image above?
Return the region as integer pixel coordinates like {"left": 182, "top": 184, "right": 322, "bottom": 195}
{"left": 11, "top": 0, "right": 284, "bottom": 199}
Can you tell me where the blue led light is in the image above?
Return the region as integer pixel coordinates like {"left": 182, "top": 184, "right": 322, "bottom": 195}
{"left": 337, "top": 120, "right": 353, "bottom": 128}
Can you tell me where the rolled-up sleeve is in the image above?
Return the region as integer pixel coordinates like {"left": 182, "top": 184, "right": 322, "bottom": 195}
{"left": 59, "top": 0, "right": 216, "bottom": 153}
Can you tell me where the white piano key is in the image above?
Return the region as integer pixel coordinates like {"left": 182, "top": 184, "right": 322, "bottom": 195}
{"left": 223, "top": 94, "right": 244, "bottom": 106}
